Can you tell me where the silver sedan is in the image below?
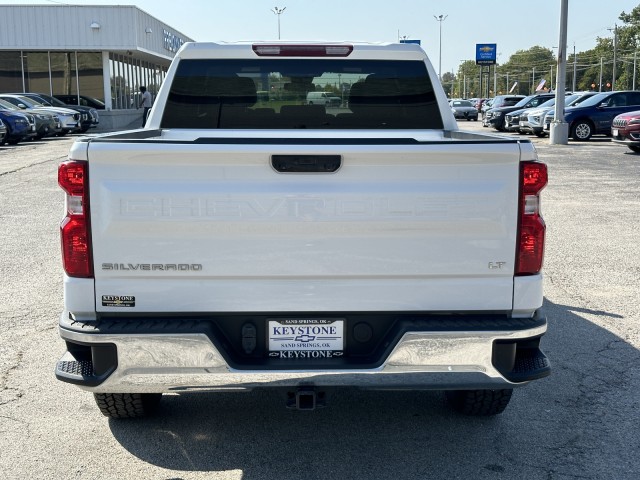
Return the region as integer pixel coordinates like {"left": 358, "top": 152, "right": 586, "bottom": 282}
{"left": 449, "top": 100, "right": 478, "bottom": 121}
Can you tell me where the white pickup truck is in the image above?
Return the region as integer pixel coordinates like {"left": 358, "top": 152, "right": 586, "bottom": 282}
{"left": 55, "top": 42, "right": 550, "bottom": 418}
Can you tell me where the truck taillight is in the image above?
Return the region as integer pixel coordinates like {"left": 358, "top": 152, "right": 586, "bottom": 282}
{"left": 516, "top": 161, "right": 547, "bottom": 276}
{"left": 59, "top": 160, "right": 93, "bottom": 278}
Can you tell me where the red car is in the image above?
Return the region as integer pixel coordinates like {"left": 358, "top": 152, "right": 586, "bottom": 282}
{"left": 612, "top": 110, "right": 640, "bottom": 153}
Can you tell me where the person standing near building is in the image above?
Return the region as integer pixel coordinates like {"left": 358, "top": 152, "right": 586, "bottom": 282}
{"left": 138, "top": 86, "right": 152, "bottom": 127}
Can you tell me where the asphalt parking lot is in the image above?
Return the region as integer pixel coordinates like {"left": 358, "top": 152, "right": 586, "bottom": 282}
{"left": 1, "top": 126, "right": 639, "bottom": 479}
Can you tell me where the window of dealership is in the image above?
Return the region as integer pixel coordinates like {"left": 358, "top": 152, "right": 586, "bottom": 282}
{"left": 0, "top": 5, "right": 192, "bottom": 129}
{"left": 0, "top": 51, "right": 166, "bottom": 109}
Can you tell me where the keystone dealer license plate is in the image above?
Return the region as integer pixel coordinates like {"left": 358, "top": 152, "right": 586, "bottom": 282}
{"left": 268, "top": 319, "right": 344, "bottom": 358}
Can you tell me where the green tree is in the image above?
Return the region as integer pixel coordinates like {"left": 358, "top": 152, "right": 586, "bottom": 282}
{"left": 498, "top": 46, "right": 555, "bottom": 95}
{"left": 456, "top": 46, "right": 554, "bottom": 99}
{"left": 456, "top": 60, "right": 483, "bottom": 98}
{"left": 451, "top": 3, "right": 640, "bottom": 100}
{"left": 572, "top": 39, "right": 615, "bottom": 91}
{"left": 611, "top": 7, "right": 640, "bottom": 90}
{"left": 441, "top": 71, "right": 456, "bottom": 97}
{"left": 570, "top": 5, "right": 640, "bottom": 92}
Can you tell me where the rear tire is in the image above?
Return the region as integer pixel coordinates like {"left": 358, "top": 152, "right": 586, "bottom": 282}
{"left": 445, "top": 389, "right": 513, "bottom": 416}
{"left": 628, "top": 145, "right": 640, "bottom": 153}
{"left": 93, "top": 392, "right": 162, "bottom": 419}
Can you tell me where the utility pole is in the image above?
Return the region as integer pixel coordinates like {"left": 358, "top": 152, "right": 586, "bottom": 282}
{"left": 599, "top": 57, "right": 603, "bottom": 91}
{"left": 572, "top": 44, "right": 577, "bottom": 92}
{"left": 634, "top": 51, "right": 637, "bottom": 90}
{"left": 532, "top": 66, "right": 535, "bottom": 93}
{"left": 434, "top": 14, "right": 448, "bottom": 81}
{"left": 493, "top": 65, "right": 497, "bottom": 96}
{"left": 271, "top": 6, "right": 286, "bottom": 40}
{"left": 608, "top": 24, "right": 618, "bottom": 91}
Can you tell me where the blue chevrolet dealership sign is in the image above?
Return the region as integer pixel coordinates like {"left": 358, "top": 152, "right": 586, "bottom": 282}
{"left": 476, "top": 44, "right": 497, "bottom": 65}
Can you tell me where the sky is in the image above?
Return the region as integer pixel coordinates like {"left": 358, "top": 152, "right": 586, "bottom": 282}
{"left": 4, "top": 0, "right": 639, "bottom": 73}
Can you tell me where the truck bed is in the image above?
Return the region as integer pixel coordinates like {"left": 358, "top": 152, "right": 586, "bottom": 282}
{"left": 69, "top": 129, "right": 535, "bottom": 315}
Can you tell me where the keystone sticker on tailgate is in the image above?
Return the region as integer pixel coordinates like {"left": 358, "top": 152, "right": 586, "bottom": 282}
{"left": 102, "top": 295, "right": 135, "bottom": 307}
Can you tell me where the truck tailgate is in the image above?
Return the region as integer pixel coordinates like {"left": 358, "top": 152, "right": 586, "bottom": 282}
{"left": 87, "top": 139, "right": 521, "bottom": 313}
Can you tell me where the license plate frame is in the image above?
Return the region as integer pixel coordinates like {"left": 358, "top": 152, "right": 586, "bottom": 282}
{"left": 267, "top": 318, "right": 345, "bottom": 358}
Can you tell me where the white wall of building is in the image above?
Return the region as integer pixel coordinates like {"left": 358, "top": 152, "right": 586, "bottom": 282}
{"left": 0, "top": 5, "right": 193, "bottom": 130}
{"left": 0, "top": 5, "right": 192, "bottom": 58}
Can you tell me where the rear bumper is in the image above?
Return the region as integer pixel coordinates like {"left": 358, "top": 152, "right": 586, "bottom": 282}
{"left": 56, "top": 311, "right": 550, "bottom": 393}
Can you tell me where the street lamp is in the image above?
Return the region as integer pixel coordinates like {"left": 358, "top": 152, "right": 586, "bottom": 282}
{"left": 550, "top": 0, "right": 569, "bottom": 145}
{"left": 271, "top": 6, "right": 286, "bottom": 40}
{"left": 434, "top": 14, "right": 448, "bottom": 81}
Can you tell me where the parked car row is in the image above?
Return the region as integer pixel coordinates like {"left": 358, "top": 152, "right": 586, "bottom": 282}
{"left": 459, "top": 90, "right": 640, "bottom": 154}
{"left": 21, "top": 93, "right": 100, "bottom": 132}
{"left": 483, "top": 93, "right": 551, "bottom": 131}
{"left": 479, "top": 90, "right": 640, "bottom": 145}
{"left": 0, "top": 101, "right": 37, "bottom": 145}
{"left": 503, "top": 92, "right": 598, "bottom": 137}
{"left": 542, "top": 91, "right": 640, "bottom": 141}
{"left": 0, "top": 92, "right": 100, "bottom": 146}
{"left": 465, "top": 97, "right": 493, "bottom": 114}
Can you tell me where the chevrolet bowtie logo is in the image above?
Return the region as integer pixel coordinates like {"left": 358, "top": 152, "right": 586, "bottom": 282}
{"left": 295, "top": 335, "right": 316, "bottom": 342}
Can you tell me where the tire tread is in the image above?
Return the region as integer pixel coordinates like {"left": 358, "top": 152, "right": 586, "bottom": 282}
{"left": 93, "top": 393, "right": 161, "bottom": 419}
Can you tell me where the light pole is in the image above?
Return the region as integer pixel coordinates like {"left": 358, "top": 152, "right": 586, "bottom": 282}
{"left": 434, "top": 14, "right": 447, "bottom": 81}
{"left": 550, "top": 0, "right": 569, "bottom": 145}
{"left": 271, "top": 6, "right": 286, "bottom": 40}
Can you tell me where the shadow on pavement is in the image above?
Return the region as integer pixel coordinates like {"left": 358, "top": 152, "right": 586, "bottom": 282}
{"left": 108, "top": 299, "right": 640, "bottom": 479}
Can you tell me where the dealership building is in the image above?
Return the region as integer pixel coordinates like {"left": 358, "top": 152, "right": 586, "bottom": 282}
{"left": 0, "top": 5, "right": 193, "bottom": 130}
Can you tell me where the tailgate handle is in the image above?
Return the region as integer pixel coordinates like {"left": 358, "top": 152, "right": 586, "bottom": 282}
{"left": 271, "top": 155, "right": 341, "bottom": 173}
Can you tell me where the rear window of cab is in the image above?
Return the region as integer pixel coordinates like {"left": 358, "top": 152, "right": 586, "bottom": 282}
{"left": 161, "top": 59, "right": 442, "bottom": 130}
